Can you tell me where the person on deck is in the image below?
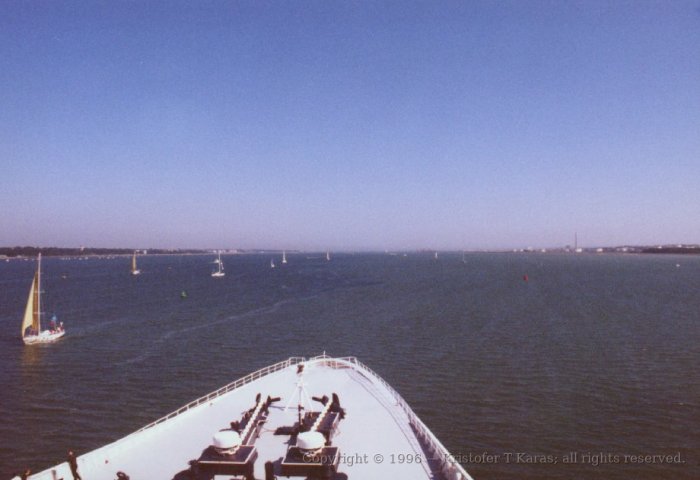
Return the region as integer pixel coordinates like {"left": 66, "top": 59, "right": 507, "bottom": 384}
{"left": 67, "top": 450, "right": 81, "bottom": 480}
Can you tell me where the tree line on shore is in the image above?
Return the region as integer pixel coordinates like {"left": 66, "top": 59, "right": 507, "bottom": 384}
{"left": 0, "top": 247, "right": 207, "bottom": 257}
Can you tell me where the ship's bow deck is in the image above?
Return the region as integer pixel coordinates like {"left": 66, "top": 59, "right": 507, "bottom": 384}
{"left": 30, "top": 357, "right": 471, "bottom": 480}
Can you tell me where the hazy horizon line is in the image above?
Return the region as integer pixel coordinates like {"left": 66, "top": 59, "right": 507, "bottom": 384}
{"left": 2, "top": 242, "right": 700, "bottom": 254}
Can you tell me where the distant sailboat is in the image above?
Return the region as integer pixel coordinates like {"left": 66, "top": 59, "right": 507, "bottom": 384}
{"left": 270, "top": 258, "right": 276, "bottom": 269}
{"left": 326, "top": 251, "right": 331, "bottom": 261}
{"left": 282, "top": 251, "right": 287, "bottom": 264}
{"left": 462, "top": 251, "right": 466, "bottom": 263}
{"left": 211, "top": 251, "right": 225, "bottom": 277}
{"left": 434, "top": 251, "right": 438, "bottom": 260}
{"left": 21, "top": 254, "right": 65, "bottom": 345}
{"left": 131, "top": 251, "right": 141, "bottom": 275}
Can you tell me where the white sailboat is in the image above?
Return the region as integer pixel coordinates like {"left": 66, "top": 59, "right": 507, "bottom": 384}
{"left": 21, "top": 253, "right": 65, "bottom": 345}
{"left": 131, "top": 251, "right": 141, "bottom": 275}
{"left": 211, "top": 251, "right": 225, "bottom": 277}
{"left": 270, "top": 258, "right": 275, "bottom": 269}
{"left": 282, "top": 251, "right": 287, "bottom": 264}
{"left": 326, "top": 250, "right": 331, "bottom": 261}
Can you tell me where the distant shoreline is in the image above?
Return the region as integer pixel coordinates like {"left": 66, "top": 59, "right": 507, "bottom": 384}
{"left": 0, "top": 247, "right": 270, "bottom": 258}
{"left": 1, "top": 245, "right": 699, "bottom": 258}
{"left": 0, "top": 247, "right": 207, "bottom": 258}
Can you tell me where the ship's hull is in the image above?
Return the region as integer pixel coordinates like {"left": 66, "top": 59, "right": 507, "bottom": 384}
{"left": 23, "top": 330, "right": 65, "bottom": 345}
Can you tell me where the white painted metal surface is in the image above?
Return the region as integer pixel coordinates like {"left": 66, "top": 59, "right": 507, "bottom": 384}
{"left": 28, "top": 355, "right": 473, "bottom": 480}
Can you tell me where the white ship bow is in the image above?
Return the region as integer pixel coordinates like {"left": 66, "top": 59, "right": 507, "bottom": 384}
{"left": 28, "top": 355, "right": 472, "bottom": 480}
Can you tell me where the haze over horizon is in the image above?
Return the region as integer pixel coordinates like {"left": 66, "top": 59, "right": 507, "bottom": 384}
{"left": 2, "top": 2, "right": 699, "bottom": 251}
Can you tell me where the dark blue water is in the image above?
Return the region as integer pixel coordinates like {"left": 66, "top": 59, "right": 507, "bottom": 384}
{"left": 0, "top": 253, "right": 698, "bottom": 479}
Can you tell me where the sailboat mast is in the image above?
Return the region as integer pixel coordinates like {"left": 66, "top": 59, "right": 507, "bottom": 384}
{"left": 36, "top": 253, "right": 42, "bottom": 332}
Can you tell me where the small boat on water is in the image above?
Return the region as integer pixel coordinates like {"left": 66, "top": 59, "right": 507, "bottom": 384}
{"left": 21, "top": 253, "right": 65, "bottom": 345}
{"left": 24, "top": 355, "right": 473, "bottom": 480}
{"left": 130, "top": 251, "right": 141, "bottom": 276}
{"left": 326, "top": 250, "right": 331, "bottom": 261}
{"left": 282, "top": 250, "right": 287, "bottom": 264}
{"left": 270, "top": 258, "right": 276, "bottom": 269}
{"left": 211, "top": 251, "right": 225, "bottom": 277}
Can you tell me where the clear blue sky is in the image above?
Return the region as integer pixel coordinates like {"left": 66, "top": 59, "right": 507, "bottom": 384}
{"left": 1, "top": 1, "right": 699, "bottom": 250}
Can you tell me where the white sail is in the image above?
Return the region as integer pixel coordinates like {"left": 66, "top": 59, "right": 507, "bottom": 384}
{"left": 282, "top": 251, "right": 287, "bottom": 264}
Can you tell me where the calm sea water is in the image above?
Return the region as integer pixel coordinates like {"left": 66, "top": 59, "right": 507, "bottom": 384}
{"left": 0, "top": 253, "right": 698, "bottom": 479}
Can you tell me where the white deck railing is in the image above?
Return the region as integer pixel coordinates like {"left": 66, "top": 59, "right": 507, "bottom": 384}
{"left": 307, "top": 354, "right": 474, "bottom": 480}
{"left": 136, "top": 356, "right": 305, "bottom": 433}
